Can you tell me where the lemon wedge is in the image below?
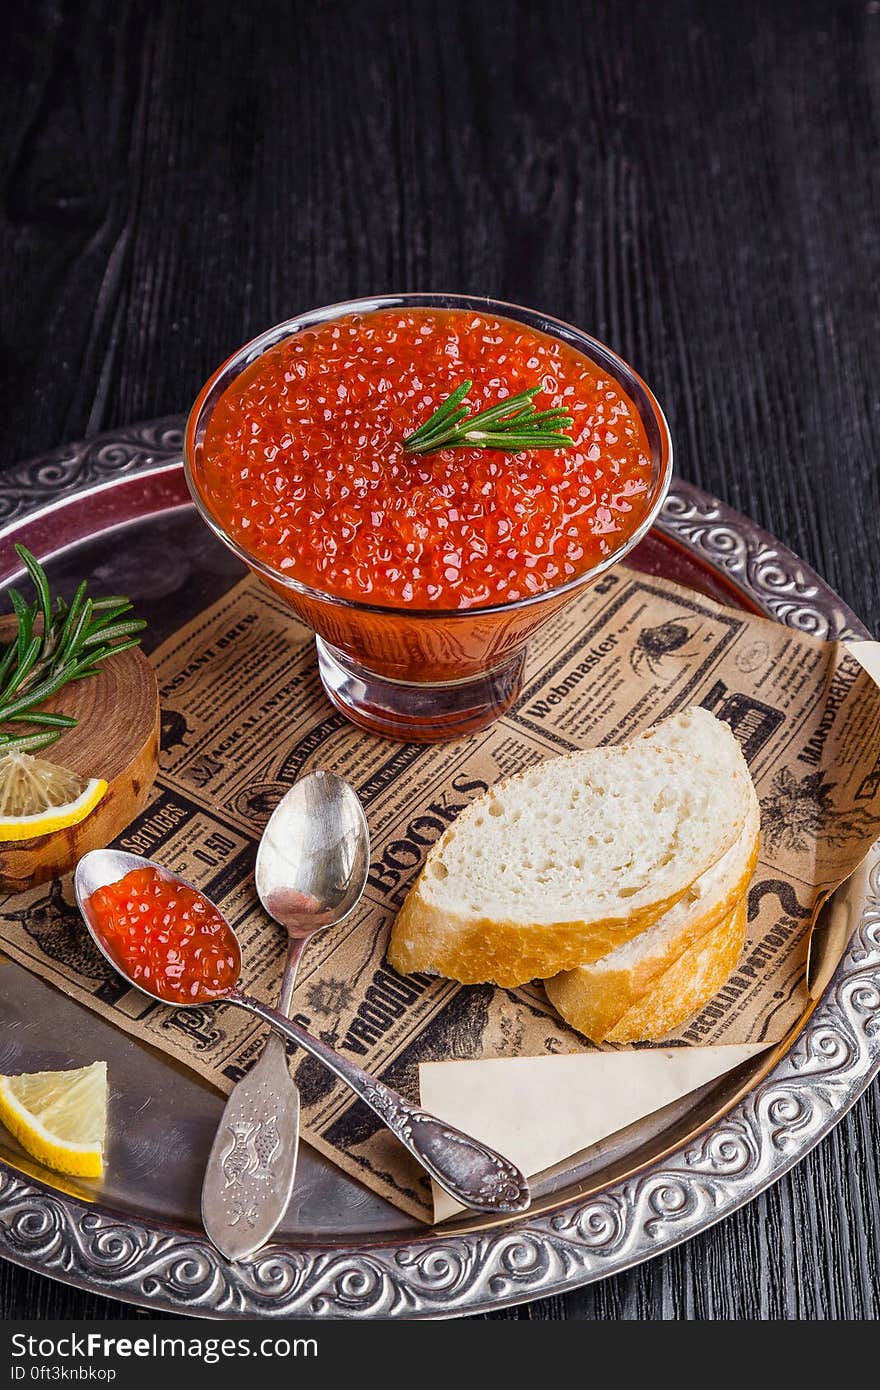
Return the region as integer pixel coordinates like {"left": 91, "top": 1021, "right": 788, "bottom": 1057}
{"left": 0, "top": 752, "right": 107, "bottom": 841}
{"left": 0, "top": 1061, "right": 108, "bottom": 1178}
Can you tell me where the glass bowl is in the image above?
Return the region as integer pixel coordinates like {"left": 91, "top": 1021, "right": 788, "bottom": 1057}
{"left": 184, "top": 293, "right": 673, "bottom": 741}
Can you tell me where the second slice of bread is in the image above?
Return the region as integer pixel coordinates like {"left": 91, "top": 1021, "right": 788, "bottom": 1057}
{"left": 544, "top": 790, "right": 760, "bottom": 1040}
{"left": 602, "top": 894, "right": 749, "bottom": 1043}
{"left": 388, "top": 707, "right": 753, "bottom": 987}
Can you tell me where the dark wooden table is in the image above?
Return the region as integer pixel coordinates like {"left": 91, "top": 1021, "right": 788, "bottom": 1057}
{"left": 1, "top": 0, "right": 878, "bottom": 1320}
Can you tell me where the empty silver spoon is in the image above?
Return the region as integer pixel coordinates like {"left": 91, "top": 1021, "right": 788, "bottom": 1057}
{"left": 200, "top": 770, "right": 369, "bottom": 1259}
{"left": 74, "top": 846, "right": 531, "bottom": 1217}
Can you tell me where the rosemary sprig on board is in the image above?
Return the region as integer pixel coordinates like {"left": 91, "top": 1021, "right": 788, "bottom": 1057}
{"left": 402, "top": 379, "right": 575, "bottom": 455}
{"left": 0, "top": 546, "right": 146, "bottom": 755}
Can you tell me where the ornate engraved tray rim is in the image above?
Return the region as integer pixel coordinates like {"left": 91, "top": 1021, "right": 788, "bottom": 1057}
{"left": 0, "top": 417, "right": 876, "bottom": 1320}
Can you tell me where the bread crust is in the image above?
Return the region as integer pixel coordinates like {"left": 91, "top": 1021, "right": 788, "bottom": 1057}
{"left": 603, "top": 895, "right": 748, "bottom": 1043}
{"left": 544, "top": 829, "right": 759, "bottom": 1040}
{"left": 388, "top": 881, "right": 697, "bottom": 987}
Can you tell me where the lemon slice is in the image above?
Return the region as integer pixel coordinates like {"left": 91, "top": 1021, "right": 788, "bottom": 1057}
{"left": 0, "top": 752, "right": 107, "bottom": 841}
{"left": 0, "top": 1061, "right": 108, "bottom": 1178}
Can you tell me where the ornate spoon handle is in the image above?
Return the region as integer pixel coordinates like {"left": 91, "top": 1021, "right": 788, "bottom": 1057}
{"left": 227, "top": 989, "right": 531, "bottom": 1216}
{"left": 201, "top": 941, "right": 305, "bottom": 1259}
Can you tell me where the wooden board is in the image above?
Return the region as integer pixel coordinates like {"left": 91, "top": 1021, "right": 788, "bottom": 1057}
{"left": 0, "top": 617, "right": 159, "bottom": 892}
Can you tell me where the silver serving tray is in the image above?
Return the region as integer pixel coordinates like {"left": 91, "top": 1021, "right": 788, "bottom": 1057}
{"left": 0, "top": 418, "right": 876, "bottom": 1319}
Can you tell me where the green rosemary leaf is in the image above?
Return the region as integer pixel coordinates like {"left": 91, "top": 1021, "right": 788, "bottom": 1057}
{"left": 0, "top": 642, "right": 18, "bottom": 690}
{"left": 454, "top": 387, "right": 541, "bottom": 430}
{"left": 429, "top": 377, "right": 473, "bottom": 419}
{"left": 461, "top": 431, "right": 576, "bottom": 452}
{"left": 81, "top": 619, "right": 147, "bottom": 649}
{"left": 7, "top": 590, "right": 33, "bottom": 672}
{"left": 403, "top": 379, "right": 473, "bottom": 447}
{"left": 0, "top": 662, "right": 79, "bottom": 722}
{"left": 408, "top": 408, "right": 471, "bottom": 449}
{"left": 89, "top": 595, "right": 134, "bottom": 611}
{"left": 0, "top": 557, "right": 144, "bottom": 745}
{"left": 3, "top": 633, "right": 43, "bottom": 698}
{"left": 7, "top": 711, "right": 78, "bottom": 728}
{"left": 97, "top": 635, "right": 142, "bottom": 658}
{"left": 70, "top": 637, "right": 143, "bottom": 677}
{"left": 57, "top": 581, "right": 88, "bottom": 655}
{"left": 82, "top": 608, "right": 140, "bottom": 639}
{"left": 403, "top": 380, "right": 575, "bottom": 455}
{"left": 514, "top": 408, "right": 575, "bottom": 428}
{"left": 67, "top": 655, "right": 110, "bottom": 681}
{"left": 88, "top": 601, "right": 134, "bottom": 626}
{"left": 14, "top": 546, "right": 53, "bottom": 655}
{"left": 0, "top": 729, "right": 62, "bottom": 756}
{"left": 59, "top": 598, "right": 93, "bottom": 667}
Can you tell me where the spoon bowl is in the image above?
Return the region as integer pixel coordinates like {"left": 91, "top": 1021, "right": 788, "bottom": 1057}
{"left": 75, "top": 848, "right": 242, "bottom": 1002}
{"left": 255, "top": 769, "right": 369, "bottom": 937}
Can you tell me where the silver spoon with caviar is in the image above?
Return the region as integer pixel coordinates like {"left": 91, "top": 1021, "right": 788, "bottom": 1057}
{"left": 75, "top": 829, "right": 531, "bottom": 1220}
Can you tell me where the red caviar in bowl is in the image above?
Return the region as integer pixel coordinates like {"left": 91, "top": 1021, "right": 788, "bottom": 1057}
{"left": 200, "top": 308, "right": 653, "bottom": 610}
{"left": 87, "top": 867, "right": 239, "bottom": 1004}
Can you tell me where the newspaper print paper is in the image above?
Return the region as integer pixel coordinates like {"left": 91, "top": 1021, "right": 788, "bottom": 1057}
{"left": 2, "top": 568, "right": 879, "bottom": 1220}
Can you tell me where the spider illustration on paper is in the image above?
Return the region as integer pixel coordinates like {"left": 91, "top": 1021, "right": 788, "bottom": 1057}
{"left": 761, "top": 767, "right": 879, "bottom": 854}
{"left": 630, "top": 616, "right": 706, "bottom": 681}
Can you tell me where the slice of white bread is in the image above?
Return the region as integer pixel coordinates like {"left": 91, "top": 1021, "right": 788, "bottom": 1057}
{"left": 388, "top": 707, "right": 753, "bottom": 987}
{"left": 544, "top": 791, "right": 760, "bottom": 1041}
{"left": 601, "top": 894, "right": 748, "bottom": 1043}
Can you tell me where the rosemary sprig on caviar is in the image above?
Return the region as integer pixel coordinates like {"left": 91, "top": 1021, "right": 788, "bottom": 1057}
{"left": 402, "top": 379, "right": 575, "bottom": 454}
{"left": 0, "top": 546, "right": 146, "bottom": 756}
